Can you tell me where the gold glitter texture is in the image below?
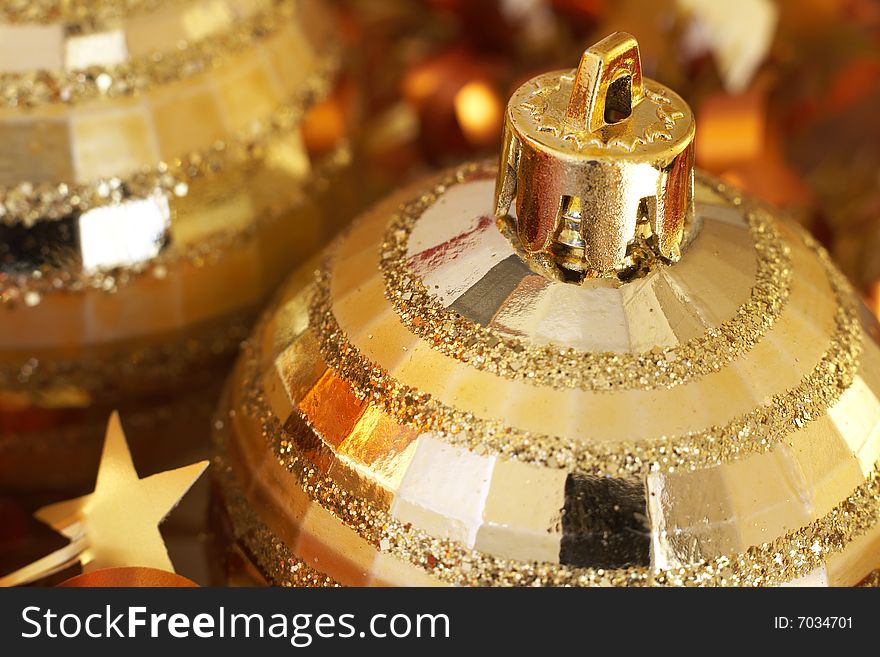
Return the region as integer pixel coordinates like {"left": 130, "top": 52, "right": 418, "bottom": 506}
{"left": 0, "top": 0, "right": 357, "bottom": 491}
{"left": 0, "top": 0, "right": 313, "bottom": 109}
{"left": 380, "top": 165, "right": 792, "bottom": 391}
{"left": 215, "top": 333, "right": 880, "bottom": 585}
{"left": 213, "top": 163, "right": 880, "bottom": 585}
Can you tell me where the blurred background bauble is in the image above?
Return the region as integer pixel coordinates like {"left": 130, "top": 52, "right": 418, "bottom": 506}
{"left": 0, "top": 0, "right": 367, "bottom": 586}
{"left": 0, "top": 0, "right": 362, "bottom": 493}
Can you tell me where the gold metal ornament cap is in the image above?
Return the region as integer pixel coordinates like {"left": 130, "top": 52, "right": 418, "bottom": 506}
{"left": 494, "top": 32, "right": 695, "bottom": 277}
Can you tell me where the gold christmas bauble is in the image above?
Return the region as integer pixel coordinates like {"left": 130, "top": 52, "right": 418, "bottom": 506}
{"left": 0, "top": 0, "right": 358, "bottom": 487}
{"left": 213, "top": 33, "right": 880, "bottom": 586}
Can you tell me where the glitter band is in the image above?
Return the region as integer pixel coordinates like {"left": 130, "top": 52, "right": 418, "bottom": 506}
{"left": 0, "top": 53, "right": 340, "bottom": 229}
{"left": 0, "top": 1, "right": 175, "bottom": 27}
{"left": 0, "top": 138, "right": 350, "bottom": 399}
{"left": 313, "top": 235, "right": 861, "bottom": 477}
{"left": 380, "top": 165, "right": 792, "bottom": 391}
{"left": 0, "top": 0, "right": 309, "bottom": 109}
{"left": 859, "top": 570, "right": 880, "bottom": 587}
{"left": 219, "top": 338, "right": 880, "bottom": 586}
{"left": 0, "top": 308, "right": 252, "bottom": 395}
{"left": 213, "top": 452, "right": 339, "bottom": 587}
{"left": 0, "top": 142, "right": 349, "bottom": 304}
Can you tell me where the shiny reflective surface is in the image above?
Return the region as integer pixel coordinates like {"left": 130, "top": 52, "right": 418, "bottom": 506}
{"left": 0, "top": 0, "right": 357, "bottom": 489}
{"left": 494, "top": 33, "right": 695, "bottom": 277}
{"left": 214, "top": 165, "right": 880, "bottom": 586}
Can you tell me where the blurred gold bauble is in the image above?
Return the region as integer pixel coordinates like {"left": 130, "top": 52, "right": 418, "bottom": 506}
{"left": 0, "top": 0, "right": 360, "bottom": 488}
{"left": 213, "top": 34, "right": 880, "bottom": 586}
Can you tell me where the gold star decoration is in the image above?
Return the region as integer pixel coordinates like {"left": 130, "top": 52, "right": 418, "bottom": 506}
{"left": 0, "top": 412, "right": 207, "bottom": 586}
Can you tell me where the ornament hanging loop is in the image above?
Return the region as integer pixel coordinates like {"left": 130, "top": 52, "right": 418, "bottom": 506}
{"left": 565, "top": 32, "right": 644, "bottom": 133}
{"left": 494, "top": 32, "right": 696, "bottom": 279}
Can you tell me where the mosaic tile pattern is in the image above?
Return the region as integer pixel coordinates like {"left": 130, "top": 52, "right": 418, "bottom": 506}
{"left": 215, "top": 166, "right": 880, "bottom": 585}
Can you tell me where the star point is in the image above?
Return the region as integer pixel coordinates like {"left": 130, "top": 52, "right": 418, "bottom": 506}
{"left": 34, "top": 411, "right": 208, "bottom": 574}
